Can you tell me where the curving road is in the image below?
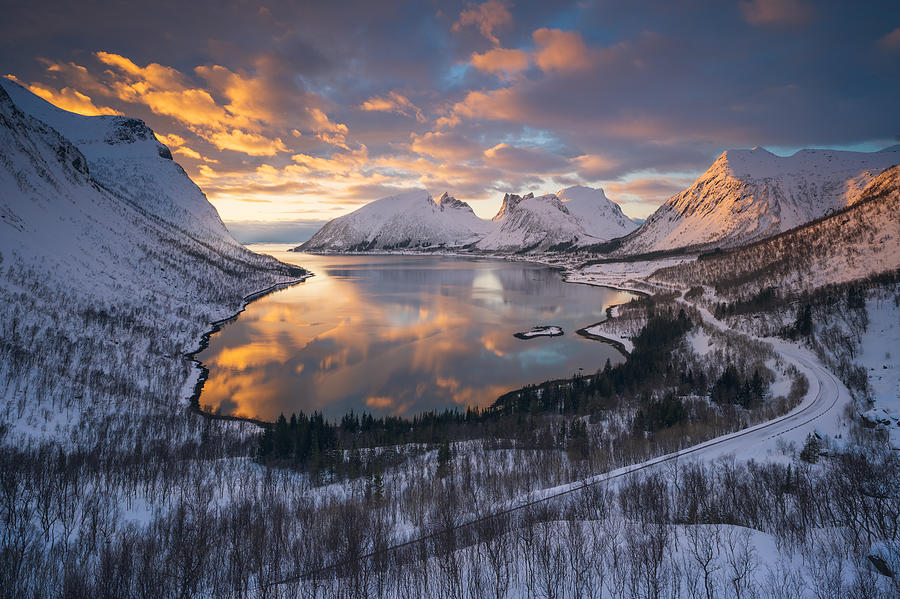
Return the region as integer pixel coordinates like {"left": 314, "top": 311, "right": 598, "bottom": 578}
{"left": 269, "top": 301, "right": 849, "bottom": 588}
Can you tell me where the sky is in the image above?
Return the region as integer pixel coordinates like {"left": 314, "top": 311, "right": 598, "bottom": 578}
{"left": 3, "top": 0, "right": 899, "bottom": 242}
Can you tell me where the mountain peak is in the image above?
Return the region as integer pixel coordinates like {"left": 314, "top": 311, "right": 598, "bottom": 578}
{"left": 493, "top": 192, "right": 524, "bottom": 221}
{"left": 299, "top": 188, "right": 490, "bottom": 251}
{"left": 438, "top": 192, "right": 474, "bottom": 213}
{"left": 0, "top": 78, "right": 171, "bottom": 162}
{"left": 556, "top": 185, "right": 610, "bottom": 204}
{"left": 618, "top": 145, "right": 900, "bottom": 255}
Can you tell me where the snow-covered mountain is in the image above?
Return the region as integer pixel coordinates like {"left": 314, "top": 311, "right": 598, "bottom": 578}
{"left": 651, "top": 163, "right": 900, "bottom": 295}
{"left": 618, "top": 146, "right": 900, "bottom": 254}
{"left": 298, "top": 185, "right": 635, "bottom": 253}
{"left": 297, "top": 190, "right": 492, "bottom": 251}
{"left": 476, "top": 191, "right": 615, "bottom": 252}
{"left": 555, "top": 185, "right": 638, "bottom": 240}
{"left": 0, "top": 79, "right": 234, "bottom": 245}
{"left": 0, "top": 78, "right": 302, "bottom": 444}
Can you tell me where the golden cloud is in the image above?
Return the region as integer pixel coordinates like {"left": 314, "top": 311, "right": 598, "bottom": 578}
{"left": 452, "top": 0, "right": 512, "bottom": 45}
{"left": 533, "top": 28, "right": 594, "bottom": 72}
{"left": 155, "top": 132, "right": 184, "bottom": 146}
{"left": 360, "top": 91, "right": 425, "bottom": 122}
{"left": 195, "top": 63, "right": 280, "bottom": 123}
{"left": 365, "top": 396, "right": 395, "bottom": 409}
{"left": 442, "top": 87, "right": 522, "bottom": 126}
{"left": 206, "top": 129, "right": 287, "bottom": 156}
{"left": 470, "top": 47, "right": 531, "bottom": 77}
{"left": 5, "top": 75, "right": 121, "bottom": 116}
{"left": 90, "top": 52, "right": 350, "bottom": 153}
{"left": 409, "top": 130, "right": 481, "bottom": 163}
{"left": 173, "top": 146, "right": 203, "bottom": 160}
{"left": 571, "top": 153, "right": 622, "bottom": 179}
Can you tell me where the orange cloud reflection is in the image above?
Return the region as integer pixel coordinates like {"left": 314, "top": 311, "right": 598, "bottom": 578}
{"left": 195, "top": 254, "right": 630, "bottom": 420}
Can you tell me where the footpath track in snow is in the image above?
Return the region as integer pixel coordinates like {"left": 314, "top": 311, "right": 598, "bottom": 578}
{"left": 269, "top": 284, "right": 848, "bottom": 588}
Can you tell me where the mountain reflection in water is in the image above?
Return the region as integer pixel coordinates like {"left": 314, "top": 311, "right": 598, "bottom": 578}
{"left": 196, "top": 247, "right": 636, "bottom": 420}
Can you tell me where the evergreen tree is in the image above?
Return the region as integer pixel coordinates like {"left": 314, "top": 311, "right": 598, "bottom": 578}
{"left": 799, "top": 433, "right": 822, "bottom": 463}
{"left": 794, "top": 304, "right": 813, "bottom": 337}
{"left": 436, "top": 439, "right": 452, "bottom": 478}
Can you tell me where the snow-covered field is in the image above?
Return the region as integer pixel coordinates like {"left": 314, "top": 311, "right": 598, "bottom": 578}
{"left": 858, "top": 296, "right": 900, "bottom": 448}
{"left": 2, "top": 74, "right": 899, "bottom": 598}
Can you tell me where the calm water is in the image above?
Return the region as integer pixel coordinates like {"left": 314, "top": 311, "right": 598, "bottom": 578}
{"left": 196, "top": 246, "right": 636, "bottom": 420}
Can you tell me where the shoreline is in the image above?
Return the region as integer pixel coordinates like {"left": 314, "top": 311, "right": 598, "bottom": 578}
{"left": 186, "top": 251, "right": 649, "bottom": 427}
{"left": 184, "top": 276, "right": 312, "bottom": 429}
{"left": 575, "top": 305, "right": 632, "bottom": 357}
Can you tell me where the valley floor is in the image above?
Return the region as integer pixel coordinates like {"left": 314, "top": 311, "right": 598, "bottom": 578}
{"left": 2, "top": 249, "right": 898, "bottom": 599}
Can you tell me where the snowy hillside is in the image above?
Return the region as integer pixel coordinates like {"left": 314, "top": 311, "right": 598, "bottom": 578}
{"left": 299, "top": 185, "right": 634, "bottom": 253}
{"left": 619, "top": 145, "right": 900, "bottom": 254}
{"left": 555, "top": 185, "right": 637, "bottom": 240}
{"left": 0, "top": 78, "right": 235, "bottom": 244}
{"left": 296, "top": 190, "right": 491, "bottom": 251}
{"left": 477, "top": 187, "right": 637, "bottom": 252}
{"left": 477, "top": 193, "right": 583, "bottom": 251}
{"left": 0, "top": 80, "right": 303, "bottom": 445}
{"left": 650, "top": 164, "right": 900, "bottom": 295}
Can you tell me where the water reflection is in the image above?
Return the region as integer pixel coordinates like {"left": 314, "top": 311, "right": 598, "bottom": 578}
{"left": 196, "top": 248, "right": 636, "bottom": 420}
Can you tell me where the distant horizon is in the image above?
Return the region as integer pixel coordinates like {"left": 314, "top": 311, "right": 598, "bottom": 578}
{"left": 224, "top": 140, "right": 896, "bottom": 242}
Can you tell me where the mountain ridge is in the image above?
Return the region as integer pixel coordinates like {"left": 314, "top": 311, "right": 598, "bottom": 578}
{"left": 297, "top": 185, "right": 637, "bottom": 253}
{"left": 649, "top": 163, "right": 900, "bottom": 294}
{"left": 617, "top": 145, "right": 900, "bottom": 255}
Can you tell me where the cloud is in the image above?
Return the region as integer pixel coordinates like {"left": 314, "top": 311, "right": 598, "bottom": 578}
{"left": 442, "top": 87, "right": 522, "bottom": 125}
{"left": 483, "top": 143, "right": 569, "bottom": 173}
{"left": 365, "top": 396, "right": 395, "bottom": 409}
{"left": 205, "top": 129, "right": 286, "bottom": 156}
{"left": 174, "top": 146, "right": 204, "bottom": 160}
{"left": 470, "top": 47, "right": 531, "bottom": 77}
{"left": 738, "top": 0, "right": 814, "bottom": 26}
{"left": 533, "top": 28, "right": 594, "bottom": 72}
{"left": 410, "top": 130, "right": 481, "bottom": 163}
{"left": 308, "top": 107, "right": 349, "bottom": 147}
{"left": 195, "top": 61, "right": 287, "bottom": 125}
{"left": 93, "top": 52, "right": 284, "bottom": 153}
{"left": 571, "top": 153, "right": 622, "bottom": 179}
{"left": 604, "top": 176, "right": 694, "bottom": 205}
{"left": 360, "top": 91, "right": 425, "bottom": 122}
{"left": 155, "top": 132, "right": 184, "bottom": 146}
{"left": 4, "top": 75, "right": 121, "bottom": 116}
{"left": 4, "top": 1, "right": 896, "bottom": 225}
{"left": 154, "top": 132, "right": 216, "bottom": 162}
{"left": 91, "top": 52, "right": 352, "bottom": 154}
{"left": 453, "top": 0, "right": 512, "bottom": 45}
{"left": 878, "top": 27, "right": 900, "bottom": 51}
{"left": 291, "top": 145, "right": 369, "bottom": 174}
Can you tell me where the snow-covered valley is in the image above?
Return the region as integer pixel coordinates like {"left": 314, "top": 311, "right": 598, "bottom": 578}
{"left": 2, "top": 76, "right": 899, "bottom": 599}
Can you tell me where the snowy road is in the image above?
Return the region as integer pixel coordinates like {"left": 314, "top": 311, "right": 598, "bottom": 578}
{"left": 270, "top": 284, "right": 852, "bottom": 587}
{"left": 271, "top": 319, "right": 849, "bottom": 588}
{"left": 520, "top": 341, "right": 846, "bottom": 504}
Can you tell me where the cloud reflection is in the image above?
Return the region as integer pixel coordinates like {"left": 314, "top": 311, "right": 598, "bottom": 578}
{"left": 196, "top": 253, "right": 634, "bottom": 420}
